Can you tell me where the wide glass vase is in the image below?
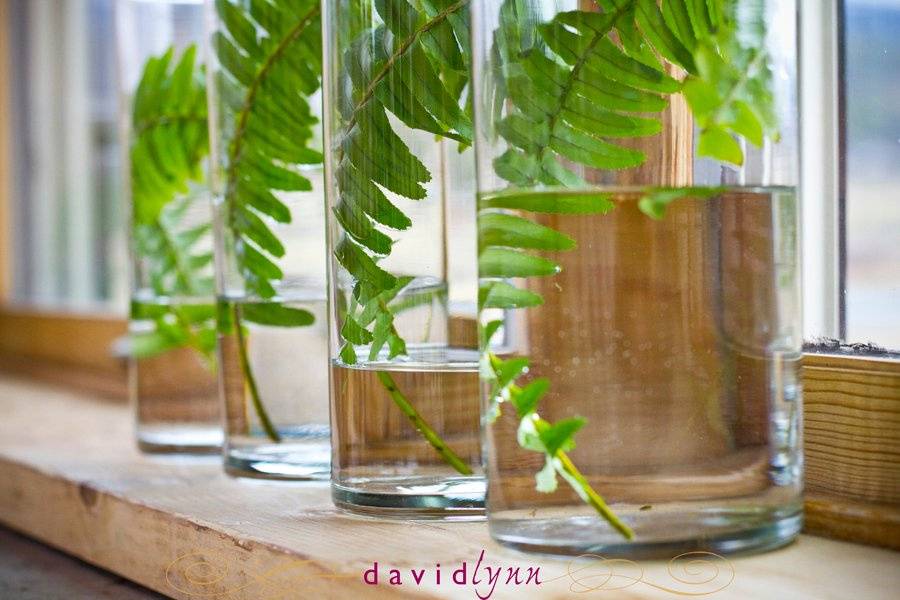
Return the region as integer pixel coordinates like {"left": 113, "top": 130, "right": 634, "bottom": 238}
{"left": 207, "top": 0, "right": 330, "bottom": 479}
{"left": 471, "top": 0, "right": 802, "bottom": 555}
{"left": 118, "top": 0, "right": 221, "bottom": 453}
{"left": 322, "top": 0, "right": 484, "bottom": 517}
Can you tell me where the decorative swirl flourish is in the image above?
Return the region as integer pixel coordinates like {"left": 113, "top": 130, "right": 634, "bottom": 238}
{"left": 544, "top": 552, "right": 735, "bottom": 596}
{"left": 165, "top": 549, "right": 355, "bottom": 599}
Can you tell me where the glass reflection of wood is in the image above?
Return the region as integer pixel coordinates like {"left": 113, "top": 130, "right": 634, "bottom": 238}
{"left": 332, "top": 360, "right": 481, "bottom": 473}
{"left": 486, "top": 190, "right": 801, "bottom": 510}
{"left": 132, "top": 346, "right": 219, "bottom": 453}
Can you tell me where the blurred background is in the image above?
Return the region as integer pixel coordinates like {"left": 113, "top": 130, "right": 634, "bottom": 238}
{"left": 843, "top": 0, "right": 900, "bottom": 348}
{"left": 3, "top": 0, "right": 124, "bottom": 310}
{"left": 0, "top": 0, "right": 897, "bottom": 349}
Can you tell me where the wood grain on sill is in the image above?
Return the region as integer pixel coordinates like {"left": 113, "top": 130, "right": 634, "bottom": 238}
{"left": 802, "top": 353, "right": 900, "bottom": 549}
{"left": 0, "top": 378, "right": 898, "bottom": 600}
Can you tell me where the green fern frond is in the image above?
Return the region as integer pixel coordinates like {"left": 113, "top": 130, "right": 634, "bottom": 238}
{"left": 495, "top": 2, "right": 672, "bottom": 186}
{"left": 213, "top": 0, "right": 323, "bottom": 300}
{"left": 132, "top": 46, "right": 209, "bottom": 225}
{"left": 476, "top": 189, "right": 613, "bottom": 317}
{"left": 479, "top": 322, "right": 634, "bottom": 539}
{"left": 495, "top": 0, "right": 777, "bottom": 186}
{"left": 333, "top": 0, "right": 471, "bottom": 364}
{"left": 130, "top": 299, "right": 218, "bottom": 366}
{"left": 129, "top": 45, "right": 216, "bottom": 364}
{"left": 476, "top": 187, "right": 619, "bottom": 528}
{"left": 682, "top": 4, "right": 779, "bottom": 165}
{"left": 134, "top": 198, "right": 215, "bottom": 298}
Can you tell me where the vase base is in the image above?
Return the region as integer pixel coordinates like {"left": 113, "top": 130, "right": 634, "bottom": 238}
{"left": 491, "top": 503, "right": 802, "bottom": 559}
{"left": 137, "top": 425, "right": 222, "bottom": 455}
{"left": 225, "top": 440, "right": 331, "bottom": 481}
{"left": 332, "top": 476, "right": 486, "bottom": 520}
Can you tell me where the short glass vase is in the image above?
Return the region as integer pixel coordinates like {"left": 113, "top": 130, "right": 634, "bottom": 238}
{"left": 118, "top": 0, "right": 221, "bottom": 454}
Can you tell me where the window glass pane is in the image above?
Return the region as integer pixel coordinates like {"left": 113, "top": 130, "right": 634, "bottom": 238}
{"left": 7, "top": 0, "right": 125, "bottom": 311}
{"left": 844, "top": 0, "right": 900, "bottom": 350}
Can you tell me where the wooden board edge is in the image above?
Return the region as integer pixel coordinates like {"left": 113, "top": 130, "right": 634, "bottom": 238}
{"left": 0, "top": 457, "right": 420, "bottom": 600}
{"left": 804, "top": 494, "right": 900, "bottom": 551}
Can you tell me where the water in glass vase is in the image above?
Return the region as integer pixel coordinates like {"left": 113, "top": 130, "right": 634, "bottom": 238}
{"left": 481, "top": 186, "right": 803, "bottom": 556}
{"left": 331, "top": 346, "right": 484, "bottom": 519}
{"left": 218, "top": 295, "right": 330, "bottom": 480}
{"left": 130, "top": 295, "right": 222, "bottom": 453}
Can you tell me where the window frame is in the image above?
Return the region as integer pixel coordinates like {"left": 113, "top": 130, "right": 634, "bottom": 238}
{"left": 801, "top": 0, "right": 845, "bottom": 339}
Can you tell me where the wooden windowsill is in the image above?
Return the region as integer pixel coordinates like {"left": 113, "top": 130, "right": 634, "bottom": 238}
{"left": 0, "top": 307, "right": 127, "bottom": 398}
{"left": 0, "top": 376, "right": 897, "bottom": 599}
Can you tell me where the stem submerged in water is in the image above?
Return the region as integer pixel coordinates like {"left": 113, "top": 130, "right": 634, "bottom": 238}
{"left": 557, "top": 450, "right": 634, "bottom": 540}
{"left": 375, "top": 371, "right": 473, "bottom": 476}
{"left": 232, "top": 304, "right": 281, "bottom": 443}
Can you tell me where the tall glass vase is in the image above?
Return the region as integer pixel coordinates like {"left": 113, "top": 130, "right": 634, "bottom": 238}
{"left": 207, "top": 0, "right": 330, "bottom": 479}
{"left": 118, "top": 0, "right": 221, "bottom": 453}
{"left": 471, "top": 0, "right": 802, "bottom": 555}
{"left": 322, "top": 0, "right": 484, "bottom": 517}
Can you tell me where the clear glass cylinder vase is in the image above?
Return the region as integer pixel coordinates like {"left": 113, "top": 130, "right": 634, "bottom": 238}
{"left": 118, "top": 0, "right": 221, "bottom": 453}
{"left": 471, "top": 0, "right": 802, "bottom": 555}
{"left": 206, "top": 0, "right": 330, "bottom": 479}
{"left": 322, "top": 0, "right": 484, "bottom": 517}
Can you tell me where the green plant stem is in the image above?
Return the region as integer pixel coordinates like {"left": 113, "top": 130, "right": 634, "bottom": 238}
{"left": 232, "top": 304, "right": 281, "bottom": 443}
{"left": 375, "top": 371, "right": 473, "bottom": 475}
{"left": 556, "top": 450, "right": 634, "bottom": 540}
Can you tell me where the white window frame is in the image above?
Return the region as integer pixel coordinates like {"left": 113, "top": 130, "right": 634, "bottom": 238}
{"left": 800, "top": 0, "right": 844, "bottom": 341}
